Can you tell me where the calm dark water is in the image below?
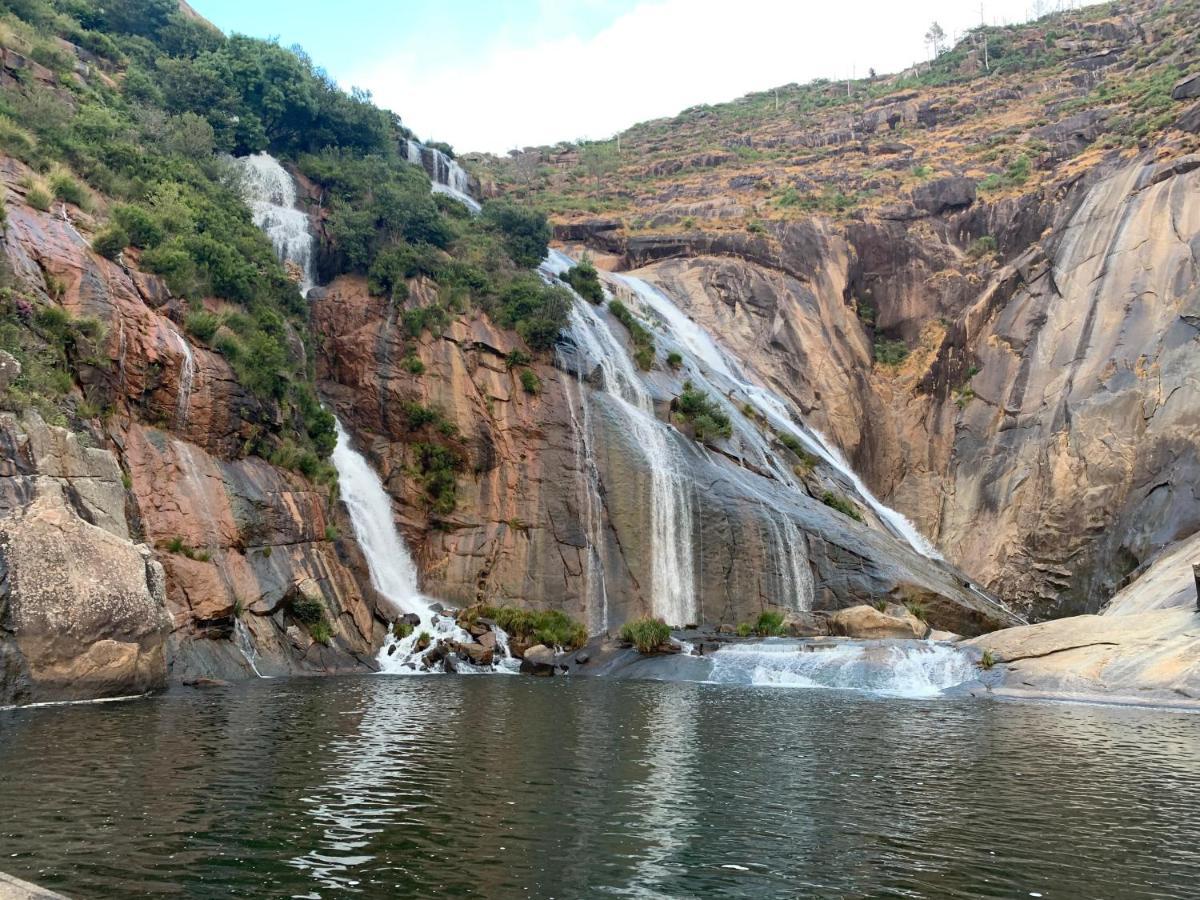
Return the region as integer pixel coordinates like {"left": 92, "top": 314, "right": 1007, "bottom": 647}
{"left": 1, "top": 677, "right": 1198, "bottom": 899}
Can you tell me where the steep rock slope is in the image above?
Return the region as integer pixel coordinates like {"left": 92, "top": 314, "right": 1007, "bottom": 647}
{"left": 487, "top": 0, "right": 1200, "bottom": 620}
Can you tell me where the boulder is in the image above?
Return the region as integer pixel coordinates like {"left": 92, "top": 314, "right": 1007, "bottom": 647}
{"left": 828, "top": 605, "right": 927, "bottom": 640}
{"left": 1176, "top": 101, "right": 1200, "bottom": 134}
{"left": 457, "top": 641, "right": 494, "bottom": 667}
{"left": 910, "top": 177, "right": 976, "bottom": 215}
{"left": 574, "top": 651, "right": 590, "bottom": 665}
{"left": 1172, "top": 72, "right": 1200, "bottom": 101}
{"left": 0, "top": 479, "right": 171, "bottom": 704}
{"left": 519, "top": 643, "right": 557, "bottom": 676}
{"left": 783, "top": 611, "right": 830, "bottom": 637}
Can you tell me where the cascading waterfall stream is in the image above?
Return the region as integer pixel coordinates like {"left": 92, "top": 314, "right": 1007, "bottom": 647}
{"left": 400, "top": 139, "right": 482, "bottom": 213}
{"left": 238, "top": 151, "right": 511, "bottom": 673}
{"left": 238, "top": 152, "right": 317, "bottom": 294}
{"left": 613, "top": 273, "right": 941, "bottom": 560}
{"left": 706, "top": 640, "right": 978, "bottom": 698}
{"left": 545, "top": 251, "right": 699, "bottom": 627}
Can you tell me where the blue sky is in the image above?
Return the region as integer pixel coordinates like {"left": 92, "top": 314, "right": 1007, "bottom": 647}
{"left": 191, "top": 0, "right": 1049, "bottom": 154}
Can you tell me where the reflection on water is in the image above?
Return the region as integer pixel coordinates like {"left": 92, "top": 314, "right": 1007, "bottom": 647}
{"left": 1, "top": 677, "right": 1198, "bottom": 898}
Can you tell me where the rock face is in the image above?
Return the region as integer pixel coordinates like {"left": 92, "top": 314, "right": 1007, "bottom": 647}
{"left": 0, "top": 413, "right": 170, "bottom": 705}
{"left": 968, "top": 533, "right": 1200, "bottom": 706}
{"left": 0, "top": 159, "right": 388, "bottom": 700}
{"left": 596, "top": 151, "right": 1200, "bottom": 622}
{"left": 312, "top": 272, "right": 1014, "bottom": 638}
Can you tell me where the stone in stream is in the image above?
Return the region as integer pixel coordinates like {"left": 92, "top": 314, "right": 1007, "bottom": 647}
{"left": 520, "top": 644, "right": 557, "bottom": 676}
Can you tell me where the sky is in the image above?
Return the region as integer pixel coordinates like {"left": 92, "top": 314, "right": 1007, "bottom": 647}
{"left": 190, "top": 0, "right": 1058, "bottom": 154}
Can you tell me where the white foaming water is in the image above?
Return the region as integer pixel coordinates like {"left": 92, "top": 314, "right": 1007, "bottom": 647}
{"left": 238, "top": 153, "right": 316, "bottom": 294}
{"left": 546, "top": 251, "right": 698, "bottom": 627}
{"left": 708, "top": 641, "right": 977, "bottom": 698}
{"left": 234, "top": 618, "right": 267, "bottom": 679}
{"left": 614, "top": 272, "right": 940, "bottom": 560}
{"left": 401, "top": 139, "right": 482, "bottom": 213}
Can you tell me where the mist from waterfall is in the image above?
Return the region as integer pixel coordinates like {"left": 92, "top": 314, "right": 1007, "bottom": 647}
{"left": 237, "top": 152, "right": 316, "bottom": 294}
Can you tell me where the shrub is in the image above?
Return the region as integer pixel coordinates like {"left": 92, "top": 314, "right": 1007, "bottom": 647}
{"left": 904, "top": 600, "right": 928, "bottom": 623}
{"left": 608, "top": 300, "right": 656, "bottom": 370}
{"left": 185, "top": 310, "right": 220, "bottom": 342}
{"left": 736, "top": 622, "right": 753, "bottom": 637}
{"left": 49, "top": 172, "right": 88, "bottom": 209}
{"left": 401, "top": 355, "right": 425, "bottom": 375}
{"left": 92, "top": 226, "right": 129, "bottom": 261}
{"left": 673, "top": 381, "right": 732, "bottom": 440}
{"left": 489, "top": 275, "right": 570, "bottom": 351}
{"left": 967, "top": 235, "right": 998, "bottom": 259}
{"left": 755, "top": 610, "right": 787, "bottom": 636}
{"left": 25, "top": 186, "right": 52, "bottom": 211}
{"left": 505, "top": 349, "right": 531, "bottom": 369}
{"left": 392, "top": 620, "right": 414, "bottom": 639}
{"left": 308, "top": 621, "right": 333, "bottom": 645}
{"left": 979, "top": 649, "right": 996, "bottom": 670}
{"left": 290, "top": 594, "right": 326, "bottom": 626}
{"left": 482, "top": 201, "right": 551, "bottom": 268}
{"left": 563, "top": 257, "right": 604, "bottom": 303}
{"left": 411, "top": 441, "right": 464, "bottom": 515}
{"left": 821, "top": 491, "right": 863, "bottom": 522}
{"left": 519, "top": 368, "right": 541, "bottom": 395}
{"left": 666, "top": 351, "right": 683, "bottom": 369}
{"left": 620, "top": 617, "right": 671, "bottom": 653}
{"left": 113, "top": 204, "right": 164, "bottom": 249}
{"left": 477, "top": 605, "right": 587, "bottom": 650}
{"left": 874, "top": 338, "right": 909, "bottom": 367}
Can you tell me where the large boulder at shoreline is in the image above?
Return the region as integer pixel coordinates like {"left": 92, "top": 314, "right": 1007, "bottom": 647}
{"left": 829, "top": 605, "right": 927, "bottom": 639}
{"left": 0, "top": 413, "right": 172, "bottom": 705}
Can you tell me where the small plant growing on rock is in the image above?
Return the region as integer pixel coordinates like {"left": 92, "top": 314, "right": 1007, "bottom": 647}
{"left": 967, "top": 235, "right": 998, "bottom": 259}
{"left": 673, "top": 381, "right": 732, "bottom": 441}
{"left": 874, "top": 338, "right": 909, "bottom": 367}
{"left": 904, "top": 600, "right": 928, "bottom": 623}
{"left": 874, "top": 599, "right": 888, "bottom": 612}
{"left": 393, "top": 620, "right": 414, "bottom": 640}
{"left": 519, "top": 368, "right": 541, "bottom": 395}
{"left": 754, "top": 610, "right": 787, "bottom": 636}
{"left": 25, "top": 185, "right": 51, "bottom": 212}
{"left": 92, "top": 226, "right": 129, "bottom": 261}
{"left": 401, "top": 354, "right": 425, "bottom": 375}
{"left": 735, "top": 622, "right": 753, "bottom": 637}
{"left": 821, "top": 491, "right": 863, "bottom": 522}
{"left": 309, "top": 621, "right": 333, "bottom": 645}
{"left": 666, "top": 351, "right": 683, "bottom": 369}
{"left": 979, "top": 649, "right": 996, "bottom": 670}
{"left": 324, "top": 524, "right": 340, "bottom": 541}
{"left": 608, "top": 300, "right": 656, "bottom": 370}
{"left": 290, "top": 595, "right": 326, "bottom": 626}
{"left": 505, "top": 349, "right": 532, "bottom": 369}
{"left": 620, "top": 617, "right": 671, "bottom": 653}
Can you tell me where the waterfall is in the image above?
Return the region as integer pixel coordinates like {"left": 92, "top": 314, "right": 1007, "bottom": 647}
{"left": 171, "top": 328, "right": 196, "bottom": 429}
{"left": 331, "top": 418, "right": 427, "bottom": 616}
{"left": 707, "top": 641, "right": 977, "bottom": 698}
{"left": 400, "top": 138, "right": 482, "bottom": 213}
{"left": 331, "top": 419, "right": 517, "bottom": 674}
{"left": 546, "top": 251, "right": 698, "bottom": 627}
{"left": 613, "top": 273, "right": 941, "bottom": 560}
{"left": 237, "top": 152, "right": 316, "bottom": 294}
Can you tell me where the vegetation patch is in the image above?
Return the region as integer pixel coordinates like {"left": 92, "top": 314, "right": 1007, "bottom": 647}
{"left": 607, "top": 300, "right": 656, "bottom": 370}
{"left": 821, "top": 491, "right": 863, "bottom": 522}
{"left": 672, "top": 380, "right": 732, "bottom": 441}
{"left": 619, "top": 617, "right": 671, "bottom": 653}
{"left": 474, "top": 605, "right": 588, "bottom": 650}
{"left": 563, "top": 256, "right": 604, "bottom": 304}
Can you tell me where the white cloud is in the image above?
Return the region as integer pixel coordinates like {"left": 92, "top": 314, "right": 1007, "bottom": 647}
{"left": 349, "top": 0, "right": 1044, "bottom": 153}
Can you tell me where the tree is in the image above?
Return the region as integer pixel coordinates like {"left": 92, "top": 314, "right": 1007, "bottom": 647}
{"left": 925, "top": 21, "right": 947, "bottom": 58}
{"left": 580, "top": 140, "right": 619, "bottom": 193}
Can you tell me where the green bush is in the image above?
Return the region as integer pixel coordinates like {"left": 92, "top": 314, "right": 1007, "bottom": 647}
{"left": 874, "top": 338, "right": 909, "bottom": 367}
{"left": 967, "top": 235, "right": 998, "bottom": 259}
{"left": 519, "top": 368, "right": 541, "bottom": 395}
{"left": 401, "top": 354, "right": 425, "bottom": 375}
{"left": 620, "top": 617, "right": 671, "bottom": 653}
{"left": 25, "top": 186, "right": 52, "bottom": 212}
{"left": 754, "top": 610, "right": 786, "bottom": 636}
{"left": 290, "top": 594, "right": 326, "bottom": 626}
{"left": 608, "top": 300, "right": 656, "bottom": 370}
{"left": 49, "top": 172, "right": 88, "bottom": 209}
{"left": 185, "top": 310, "right": 220, "bottom": 342}
{"left": 821, "top": 491, "right": 863, "bottom": 522}
{"left": 92, "top": 226, "right": 129, "bottom": 261}
{"left": 563, "top": 257, "right": 604, "bottom": 303}
{"left": 113, "top": 204, "right": 164, "bottom": 249}
{"left": 666, "top": 351, "right": 683, "bottom": 369}
{"left": 482, "top": 201, "right": 551, "bottom": 267}
{"left": 673, "top": 381, "right": 732, "bottom": 440}
{"left": 505, "top": 349, "right": 531, "bottom": 369}
{"left": 477, "top": 605, "right": 587, "bottom": 650}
